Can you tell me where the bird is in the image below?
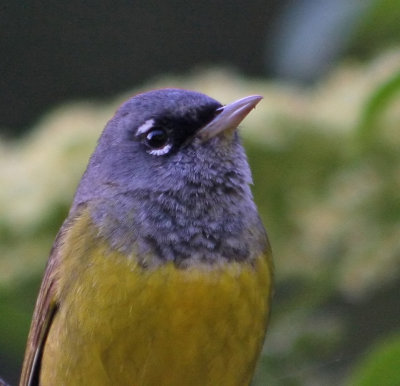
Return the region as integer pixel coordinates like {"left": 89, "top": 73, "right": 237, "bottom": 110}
{"left": 20, "top": 88, "right": 273, "bottom": 386}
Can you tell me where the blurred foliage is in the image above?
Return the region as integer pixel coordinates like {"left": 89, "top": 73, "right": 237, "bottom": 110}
{"left": 1, "top": 48, "right": 400, "bottom": 385}
{"left": 350, "top": 0, "right": 400, "bottom": 58}
{"left": 349, "top": 333, "right": 400, "bottom": 386}
{"left": 357, "top": 68, "right": 400, "bottom": 147}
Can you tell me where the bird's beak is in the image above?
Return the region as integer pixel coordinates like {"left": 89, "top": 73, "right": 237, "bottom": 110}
{"left": 198, "top": 95, "right": 263, "bottom": 141}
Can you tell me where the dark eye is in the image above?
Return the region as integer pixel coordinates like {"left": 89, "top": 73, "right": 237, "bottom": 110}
{"left": 145, "top": 128, "right": 168, "bottom": 149}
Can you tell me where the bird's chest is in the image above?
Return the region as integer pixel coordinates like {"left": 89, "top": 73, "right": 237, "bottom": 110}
{"left": 43, "top": 240, "right": 272, "bottom": 386}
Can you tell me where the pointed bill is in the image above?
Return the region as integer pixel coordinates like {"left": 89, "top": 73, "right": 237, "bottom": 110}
{"left": 198, "top": 95, "right": 263, "bottom": 141}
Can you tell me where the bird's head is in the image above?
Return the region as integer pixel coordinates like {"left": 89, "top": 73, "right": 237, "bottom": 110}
{"left": 73, "top": 89, "right": 262, "bottom": 206}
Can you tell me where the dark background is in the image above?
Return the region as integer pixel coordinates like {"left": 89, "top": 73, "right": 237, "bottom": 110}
{"left": 3, "top": 0, "right": 393, "bottom": 136}
{"left": 1, "top": 1, "right": 282, "bottom": 135}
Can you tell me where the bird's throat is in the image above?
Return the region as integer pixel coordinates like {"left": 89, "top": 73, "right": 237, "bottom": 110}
{"left": 88, "top": 184, "right": 266, "bottom": 268}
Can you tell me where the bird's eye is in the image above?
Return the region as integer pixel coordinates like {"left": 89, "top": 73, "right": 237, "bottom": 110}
{"left": 145, "top": 128, "right": 168, "bottom": 149}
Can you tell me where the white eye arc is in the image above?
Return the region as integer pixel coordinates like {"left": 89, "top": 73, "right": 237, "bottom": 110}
{"left": 137, "top": 119, "right": 156, "bottom": 136}
{"left": 148, "top": 143, "right": 172, "bottom": 156}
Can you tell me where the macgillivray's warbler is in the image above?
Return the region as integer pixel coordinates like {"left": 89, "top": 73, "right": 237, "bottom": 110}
{"left": 20, "top": 89, "right": 273, "bottom": 386}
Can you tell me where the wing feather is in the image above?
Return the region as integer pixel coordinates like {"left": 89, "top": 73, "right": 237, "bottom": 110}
{"left": 19, "top": 214, "right": 77, "bottom": 386}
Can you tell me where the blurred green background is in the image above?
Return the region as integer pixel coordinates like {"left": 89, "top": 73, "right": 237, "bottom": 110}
{"left": 1, "top": 1, "right": 400, "bottom": 385}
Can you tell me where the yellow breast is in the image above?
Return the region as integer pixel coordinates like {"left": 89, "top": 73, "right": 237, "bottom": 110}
{"left": 40, "top": 212, "right": 273, "bottom": 386}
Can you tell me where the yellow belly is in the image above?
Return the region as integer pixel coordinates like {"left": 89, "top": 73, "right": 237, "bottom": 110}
{"left": 41, "top": 220, "right": 272, "bottom": 386}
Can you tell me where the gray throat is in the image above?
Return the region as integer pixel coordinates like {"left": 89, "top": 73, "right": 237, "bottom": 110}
{"left": 86, "top": 181, "right": 266, "bottom": 268}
